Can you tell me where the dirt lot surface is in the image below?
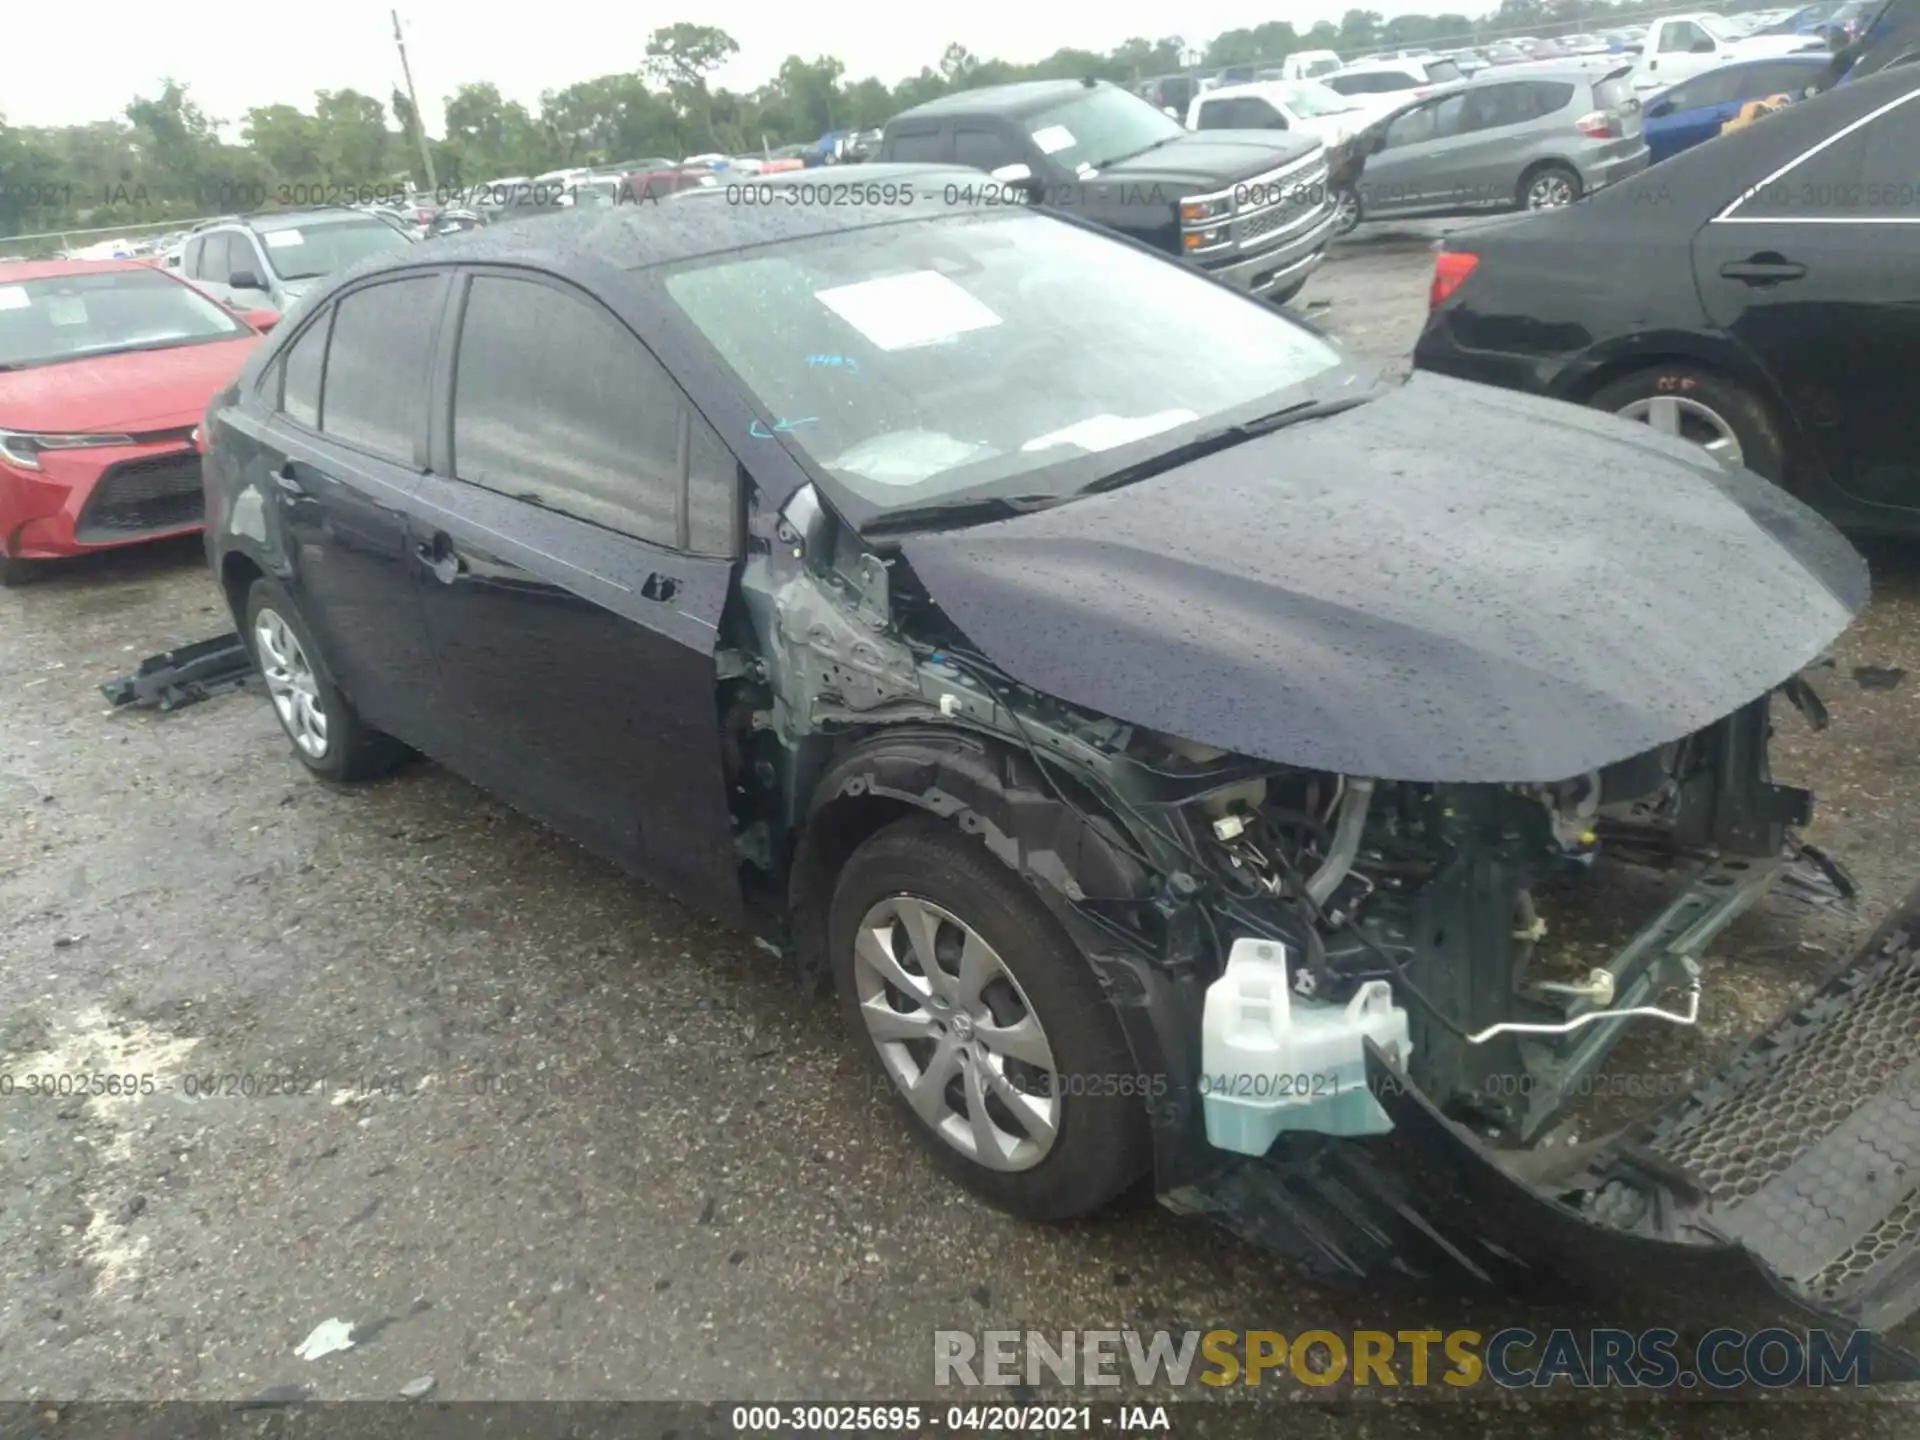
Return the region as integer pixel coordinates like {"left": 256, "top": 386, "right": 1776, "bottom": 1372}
{"left": 2, "top": 235, "right": 1917, "bottom": 1434}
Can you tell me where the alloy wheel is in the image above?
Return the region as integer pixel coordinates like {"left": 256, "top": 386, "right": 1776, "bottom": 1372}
{"left": 1526, "top": 173, "right": 1577, "bottom": 209}
{"left": 254, "top": 608, "right": 330, "bottom": 759}
{"left": 852, "top": 895, "right": 1062, "bottom": 1172}
{"left": 1332, "top": 187, "right": 1362, "bottom": 235}
{"left": 1614, "top": 394, "right": 1745, "bottom": 468}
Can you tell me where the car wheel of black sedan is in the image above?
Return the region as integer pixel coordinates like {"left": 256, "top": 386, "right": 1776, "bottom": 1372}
{"left": 828, "top": 816, "right": 1151, "bottom": 1220}
{"left": 1519, "top": 162, "right": 1582, "bottom": 210}
{"left": 1588, "top": 366, "right": 1787, "bottom": 481}
{"left": 244, "top": 576, "right": 406, "bottom": 783}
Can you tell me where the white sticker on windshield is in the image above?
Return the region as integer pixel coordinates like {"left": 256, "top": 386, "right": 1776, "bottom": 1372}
{"left": 44, "top": 297, "right": 87, "bottom": 326}
{"left": 265, "top": 230, "right": 304, "bottom": 247}
{"left": 1021, "top": 410, "right": 1200, "bottom": 455}
{"left": 814, "top": 271, "right": 1002, "bottom": 352}
{"left": 1031, "top": 124, "right": 1075, "bottom": 154}
{"left": 0, "top": 286, "right": 29, "bottom": 311}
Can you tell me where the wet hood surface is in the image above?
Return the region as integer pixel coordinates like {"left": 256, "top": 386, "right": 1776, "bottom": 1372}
{"left": 901, "top": 372, "right": 1868, "bottom": 783}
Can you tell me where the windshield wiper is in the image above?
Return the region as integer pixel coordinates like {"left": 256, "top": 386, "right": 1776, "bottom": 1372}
{"left": 1076, "top": 395, "right": 1372, "bottom": 498}
{"left": 862, "top": 493, "right": 1063, "bottom": 536}
{"left": 1090, "top": 135, "right": 1184, "bottom": 169}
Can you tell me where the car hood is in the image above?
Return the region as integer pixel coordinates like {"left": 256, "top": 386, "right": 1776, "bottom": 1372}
{"left": 900, "top": 373, "right": 1867, "bottom": 784}
{"left": 0, "top": 335, "right": 258, "bottom": 434}
{"left": 1095, "top": 131, "right": 1324, "bottom": 188}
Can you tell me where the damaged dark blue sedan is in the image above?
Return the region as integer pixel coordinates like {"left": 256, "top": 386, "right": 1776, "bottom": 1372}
{"left": 198, "top": 165, "right": 1920, "bottom": 1377}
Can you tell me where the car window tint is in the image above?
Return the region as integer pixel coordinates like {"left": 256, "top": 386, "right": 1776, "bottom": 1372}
{"left": 1682, "top": 68, "right": 1750, "bottom": 108}
{"left": 1749, "top": 60, "right": 1823, "bottom": 95}
{"left": 1524, "top": 81, "right": 1576, "bottom": 115}
{"left": 320, "top": 276, "right": 440, "bottom": 464}
{"left": 685, "top": 409, "right": 737, "bottom": 557}
{"left": 1385, "top": 99, "right": 1445, "bottom": 146}
{"left": 199, "top": 233, "right": 233, "bottom": 285}
{"left": 1662, "top": 20, "right": 1707, "bottom": 50}
{"left": 452, "top": 275, "right": 679, "bottom": 546}
{"left": 1425, "top": 59, "right": 1464, "bottom": 82}
{"left": 887, "top": 128, "right": 948, "bottom": 163}
{"left": 953, "top": 128, "right": 1024, "bottom": 170}
{"left": 1732, "top": 91, "right": 1920, "bottom": 219}
{"left": 228, "top": 235, "right": 264, "bottom": 284}
{"left": 183, "top": 235, "right": 204, "bottom": 280}
{"left": 280, "top": 309, "right": 329, "bottom": 428}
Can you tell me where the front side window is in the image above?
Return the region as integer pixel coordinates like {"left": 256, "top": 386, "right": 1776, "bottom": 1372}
{"left": 953, "top": 128, "right": 1026, "bottom": 171}
{"left": 1021, "top": 86, "right": 1186, "bottom": 172}
{"left": 452, "top": 275, "right": 695, "bottom": 549}
{"left": 258, "top": 220, "right": 414, "bottom": 283}
{"left": 279, "top": 310, "right": 330, "bottom": 428}
{"left": 319, "top": 275, "right": 440, "bottom": 464}
{"left": 660, "top": 210, "right": 1351, "bottom": 521}
{"left": 0, "top": 266, "right": 250, "bottom": 371}
{"left": 199, "top": 233, "right": 235, "bottom": 285}
{"left": 888, "top": 128, "right": 948, "bottom": 163}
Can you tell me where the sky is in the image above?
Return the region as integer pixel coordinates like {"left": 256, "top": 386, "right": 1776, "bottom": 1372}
{"left": 6, "top": 0, "right": 1462, "bottom": 134}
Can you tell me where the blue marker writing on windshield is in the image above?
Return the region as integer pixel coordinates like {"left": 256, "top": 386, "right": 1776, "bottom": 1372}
{"left": 750, "top": 417, "right": 819, "bottom": 439}
{"left": 805, "top": 354, "right": 860, "bottom": 374}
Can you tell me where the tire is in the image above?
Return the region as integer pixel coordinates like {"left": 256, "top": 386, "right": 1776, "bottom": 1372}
{"left": 828, "top": 815, "right": 1152, "bottom": 1220}
{"left": 0, "top": 555, "right": 41, "bottom": 587}
{"left": 242, "top": 576, "right": 406, "bottom": 783}
{"left": 1518, "top": 161, "right": 1582, "bottom": 211}
{"left": 1587, "top": 365, "right": 1787, "bottom": 482}
{"left": 1331, "top": 185, "right": 1363, "bottom": 236}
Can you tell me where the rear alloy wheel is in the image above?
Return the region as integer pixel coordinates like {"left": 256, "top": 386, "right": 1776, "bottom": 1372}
{"left": 1520, "top": 162, "right": 1582, "bottom": 210}
{"left": 1588, "top": 366, "right": 1787, "bottom": 482}
{"left": 828, "top": 816, "right": 1151, "bottom": 1220}
{"left": 1331, "top": 185, "right": 1363, "bottom": 236}
{"left": 243, "top": 577, "right": 406, "bottom": 783}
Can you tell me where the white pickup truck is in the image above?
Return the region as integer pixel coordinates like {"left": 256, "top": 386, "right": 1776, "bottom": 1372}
{"left": 1630, "top": 12, "right": 1829, "bottom": 89}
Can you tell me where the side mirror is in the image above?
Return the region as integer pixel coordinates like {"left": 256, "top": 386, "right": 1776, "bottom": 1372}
{"left": 228, "top": 268, "right": 264, "bottom": 291}
{"left": 242, "top": 308, "right": 281, "bottom": 332}
{"left": 989, "top": 162, "right": 1034, "bottom": 183}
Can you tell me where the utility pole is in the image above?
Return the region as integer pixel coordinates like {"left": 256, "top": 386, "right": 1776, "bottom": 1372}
{"left": 392, "top": 9, "right": 438, "bottom": 193}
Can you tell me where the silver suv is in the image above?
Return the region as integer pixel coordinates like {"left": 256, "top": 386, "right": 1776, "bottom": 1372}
{"left": 180, "top": 210, "right": 416, "bottom": 316}
{"left": 1350, "top": 64, "right": 1649, "bottom": 226}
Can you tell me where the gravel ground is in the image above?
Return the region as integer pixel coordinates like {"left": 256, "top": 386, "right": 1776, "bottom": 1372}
{"left": 2, "top": 235, "right": 1917, "bottom": 1433}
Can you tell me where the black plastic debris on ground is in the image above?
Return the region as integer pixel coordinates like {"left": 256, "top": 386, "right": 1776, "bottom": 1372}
{"left": 101, "top": 632, "right": 253, "bottom": 712}
{"left": 1853, "top": 664, "right": 1907, "bottom": 690}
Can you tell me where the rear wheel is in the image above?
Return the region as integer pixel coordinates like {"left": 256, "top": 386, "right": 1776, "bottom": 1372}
{"left": 0, "top": 555, "right": 41, "bottom": 587}
{"left": 1588, "top": 366, "right": 1787, "bottom": 481}
{"left": 828, "top": 816, "right": 1151, "bottom": 1220}
{"left": 243, "top": 576, "right": 406, "bottom": 783}
{"left": 1519, "top": 162, "right": 1582, "bottom": 210}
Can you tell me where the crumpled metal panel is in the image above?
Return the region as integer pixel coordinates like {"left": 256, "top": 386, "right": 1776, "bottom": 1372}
{"left": 902, "top": 372, "right": 1868, "bottom": 782}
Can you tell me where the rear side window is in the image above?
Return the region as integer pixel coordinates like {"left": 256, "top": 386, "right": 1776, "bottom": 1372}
{"left": 320, "top": 275, "right": 440, "bottom": 464}
{"left": 953, "top": 128, "right": 1026, "bottom": 171}
{"left": 1729, "top": 90, "right": 1920, "bottom": 220}
{"left": 887, "top": 127, "right": 948, "bottom": 163}
{"left": 1425, "top": 59, "right": 1464, "bottom": 82}
{"left": 1329, "top": 71, "right": 1415, "bottom": 95}
{"left": 452, "top": 274, "right": 723, "bottom": 551}
{"left": 279, "top": 311, "right": 330, "bottom": 429}
{"left": 182, "top": 235, "right": 204, "bottom": 280}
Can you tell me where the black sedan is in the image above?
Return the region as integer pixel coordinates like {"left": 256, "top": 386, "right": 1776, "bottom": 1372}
{"left": 194, "top": 167, "right": 1920, "bottom": 1350}
{"left": 1414, "top": 65, "right": 1920, "bottom": 535}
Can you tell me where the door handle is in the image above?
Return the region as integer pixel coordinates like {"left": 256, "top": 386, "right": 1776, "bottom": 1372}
{"left": 272, "top": 461, "right": 307, "bottom": 496}
{"left": 1720, "top": 256, "right": 1807, "bottom": 285}
{"left": 414, "top": 532, "right": 466, "bottom": 585}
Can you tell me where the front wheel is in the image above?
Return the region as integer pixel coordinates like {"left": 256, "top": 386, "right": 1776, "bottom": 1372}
{"left": 1331, "top": 185, "right": 1363, "bottom": 236}
{"left": 1519, "top": 162, "right": 1582, "bottom": 210}
{"left": 828, "top": 816, "right": 1151, "bottom": 1220}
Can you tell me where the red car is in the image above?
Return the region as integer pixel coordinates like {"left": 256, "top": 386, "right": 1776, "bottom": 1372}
{"left": 0, "top": 259, "right": 274, "bottom": 584}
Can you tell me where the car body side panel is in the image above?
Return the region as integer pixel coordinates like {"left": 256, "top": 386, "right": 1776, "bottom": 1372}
{"left": 901, "top": 373, "right": 1866, "bottom": 785}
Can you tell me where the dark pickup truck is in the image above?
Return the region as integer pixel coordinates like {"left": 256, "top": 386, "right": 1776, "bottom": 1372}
{"left": 876, "top": 78, "right": 1341, "bottom": 304}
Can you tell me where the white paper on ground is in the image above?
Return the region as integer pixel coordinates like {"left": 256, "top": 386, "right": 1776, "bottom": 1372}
{"left": 814, "top": 271, "right": 1003, "bottom": 351}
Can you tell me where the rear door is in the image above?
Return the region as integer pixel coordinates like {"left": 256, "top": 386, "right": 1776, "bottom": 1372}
{"left": 1693, "top": 83, "right": 1920, "bottom": 512}
{"left": 409, "top": 267, "right": 745, "bottom": 917}
{"left": 1457, "top": 80, "right": 1579, "bottom": 207}
{"left": 250, "top": 273, "right": 446, "bottom": 742}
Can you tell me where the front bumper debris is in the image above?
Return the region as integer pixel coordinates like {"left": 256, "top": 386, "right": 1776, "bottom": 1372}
{"left": 101, "top": 631, "right": 252, "bottom": 712}
{"left": 1167, "top": 878, "right": 1920, "bottom": 1384}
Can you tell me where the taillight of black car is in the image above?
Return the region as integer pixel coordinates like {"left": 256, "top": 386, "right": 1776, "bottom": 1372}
{"left": 1429, "top": 250, "right": 1479, "bottom": 309}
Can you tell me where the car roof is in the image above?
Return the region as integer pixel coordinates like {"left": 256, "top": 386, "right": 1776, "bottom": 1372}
{"left": 326, "top": 169, "right": 1004, "bottom": 281}
{"left": 891, "top": 78, "right": 1109, "bottom": 122}
{"left": 0, "top": 258, "right": 158, "bottom": 283}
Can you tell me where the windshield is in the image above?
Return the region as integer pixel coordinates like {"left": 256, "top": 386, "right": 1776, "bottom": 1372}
{"left": 258, "top": 220, "right": 414, "bottom": 282}
{"left": 1022, "top": 86, "right": 1186, "bottom": 172}
{"left": 660, "top": 211, "right": 1349, "bottom": 518}
{"left": 1275, "top": 81, "right": 1359, "bottom": 115}
{"left": 0, "top": 266, "right": 248, "bottom": 370}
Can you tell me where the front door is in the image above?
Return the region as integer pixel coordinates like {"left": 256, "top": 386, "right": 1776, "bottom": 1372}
{"left": 1692, "top": 84, "right": 1920, "bottom": 514}
{"left": 1361, "top": 92, "right": 1472, "bottom": 214}
{"left": 410, "top": 268, "right": 745, "bottom": 919}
